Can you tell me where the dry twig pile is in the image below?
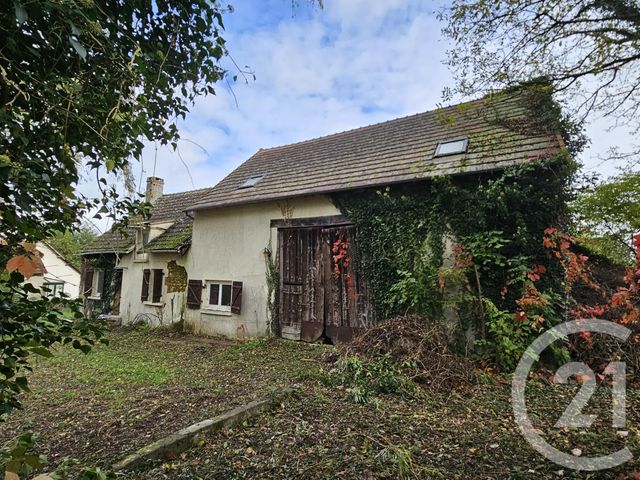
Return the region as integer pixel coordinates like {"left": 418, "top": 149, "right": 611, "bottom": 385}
{"left": 337, "top": 315, "right": 477, "bottom": 392}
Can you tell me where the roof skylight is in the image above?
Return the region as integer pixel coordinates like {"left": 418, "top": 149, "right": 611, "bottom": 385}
{"left": 433, "top": 138, "right": 469, "bottom": 157}
{"left": 239, "top": 175, "right": 264, "bottom": 189}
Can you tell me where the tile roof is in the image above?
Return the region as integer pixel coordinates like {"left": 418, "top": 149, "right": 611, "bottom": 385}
{"left": 192, "top": 91, "right": 563, "bottom": 210}
{"left": 81, "top": 227, "right": 136, "bottom": 255}
{"left": 144, "top": 216, "right": 193, "bottom": 252}
{"left": 82, "top": 188, "right": 209, "bottom": 255}
{"left": 148, "top": 187, "right": 211, "bottom": 222}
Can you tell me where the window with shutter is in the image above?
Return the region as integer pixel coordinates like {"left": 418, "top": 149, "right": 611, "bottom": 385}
{"left": 187, "top": 280, "right": 203, "bottom": 309}
{"left": 204, "top": 280, "right": 235, "bottom": 312}
{"left": 141, "top": 269, "right": 150, "bottom": 301}
{"left": 231, "top": 281, "right": 243, "bottom": 314}
{"left": 152, "top": 269, "right": 164, "bottom": 303}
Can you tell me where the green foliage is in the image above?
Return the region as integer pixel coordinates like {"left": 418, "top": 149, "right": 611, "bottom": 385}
{"left": 329, "top": 355, "right": 412, "bottom": 404}
{"left": 264, "top": 243, "right": 280, "bottom": 337}
{"left": 441, "top": 0, "right": 640, "bottom": 139}
{"left": 1, "top": 432, "right": 117, "bottom": 479}
{"left": 333, "top": 157, "right": 575, "bottom": 324}
{"left": 475, "top": 298, "right": 534, "bottom": 370}
{"left": 0, "top": 273, "right": 108, "bottom": 417}
{"left": 0, "top": 0, "right": 231, "bottom": 418}
{"left": 1, "top": 0, "right": 228, "bottom": 244}
{"left": 333, "top": 186, "right": 447, "bottom": 320}
{"left": 0, "top": 432, "right": 46, "bottom": 478}
{"left": 388, "top": 235, "right": 444, "bottom": 318}
{"left": 47, "top": 225, "right": 98, "bottom": 270}
{"left": 572, "top": 169, "right": 640, "bottom": 264}
{"left": 375, "top": 442, "right": 418, "bottom": 480}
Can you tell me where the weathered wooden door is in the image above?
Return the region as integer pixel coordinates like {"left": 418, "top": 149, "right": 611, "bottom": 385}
{"left": 279, "top": 228, "right": 324, "bottom": 341}
{"left": 323, "top": 226, "right": 374, "bottom": 343}
{"left": 279, "top": 225, "right": 373, "bottom": 343}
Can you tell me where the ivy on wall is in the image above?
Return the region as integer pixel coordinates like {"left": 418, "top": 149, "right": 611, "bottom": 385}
{"left": 264, "top": 242, "right": 280, "bottom": 337}
{"left": 332, "top": 155, "right": 577, "bottom": 343}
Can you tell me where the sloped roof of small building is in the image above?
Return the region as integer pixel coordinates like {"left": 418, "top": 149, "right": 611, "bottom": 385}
{"left": 82, "top": 188, "right": 210, "bottom": 255}
{"left": 191, "top": 90, "right": 564, "bottom": 211}
{"left": 81, "top": 226, "right": 136, "bottom": 255}
{"left": 144, "top": 216, "right": 193, "bottom": 252}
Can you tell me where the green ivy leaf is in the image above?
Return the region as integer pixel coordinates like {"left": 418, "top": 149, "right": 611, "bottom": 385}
{"left": 69, "top": 36, "right": 87, "bottom": 60}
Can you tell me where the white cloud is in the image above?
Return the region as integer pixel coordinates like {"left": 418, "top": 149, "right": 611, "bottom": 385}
{"left": 80, "top": 0, "right": 633, "bottom": 228}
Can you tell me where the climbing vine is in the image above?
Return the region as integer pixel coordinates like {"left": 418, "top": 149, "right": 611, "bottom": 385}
{"left": 332, "top": 155, "right": 577, "bottom": 361}
{"left": 331, "top": 234, "right": 356, "bottom": 300}
{"left": 264, "top": 243, "right": 280, "bottom": 337}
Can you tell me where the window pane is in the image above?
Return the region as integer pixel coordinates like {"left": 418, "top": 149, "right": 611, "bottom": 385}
{"left": 239, "top": 175, "right": 263, "bottom": 189}
{"left": 221, "top": 284, "right": 232, "bottom": 306}
{"left": 435, "top": 138, "right": 467, "bottom": 156}
{"left": 209, "top": 284, "right": 220, "bottom": 305}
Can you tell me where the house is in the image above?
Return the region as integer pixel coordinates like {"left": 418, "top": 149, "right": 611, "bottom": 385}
{"left": 21, "top": 242, "right": 81, "bottom": 298}
{"left": 182, "top": 90, "right": 564, "bottom": 342}
{"left": 81, "top": 178, "right": 210, "bottom": 326}
{"left": 82, "top": 89, "right": 565, "bottom": 341}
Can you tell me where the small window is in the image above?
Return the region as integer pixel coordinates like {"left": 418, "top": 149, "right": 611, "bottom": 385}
{"left": 206, "top": 280, "right": 232, "bottom": 311}
{"left": 141, "top": 268, "right": 164, "bottom": 303}
{"left": 239, "top": 175, "right": 264, "bottom": 189}
{"left": 88, "top": 269, "right": 104, "bottom": 299}
{"left": 434, "top": 138, "right": 468, "bottom": 157}
{"left": 43, "top": 280, "right": 65, "bottom": 298}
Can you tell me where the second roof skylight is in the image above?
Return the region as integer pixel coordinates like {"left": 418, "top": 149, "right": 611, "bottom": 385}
{"left": 239, "top": 175, "right": 264, "bottom": 189}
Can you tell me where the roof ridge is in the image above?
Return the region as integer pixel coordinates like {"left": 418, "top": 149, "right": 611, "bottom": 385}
{"left": 159, "top": 186, "right": 213, "bottom": 198}
{"left": 258, "top": 96, "right": 492, "bottom": 154}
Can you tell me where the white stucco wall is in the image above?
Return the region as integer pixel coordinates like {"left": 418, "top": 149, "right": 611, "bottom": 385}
{"left": 184, "top": 195, "right": 342, "bottom": 338}
{"left": 37, "top": 242, "right": 81, "bottom": 298}
{"left": 117, "top": 251, "right": 190, "bottom": 327}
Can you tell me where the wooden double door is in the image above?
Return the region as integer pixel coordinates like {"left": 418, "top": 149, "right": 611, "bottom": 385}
{"left": 278, "top": 225, "right": 373, "bottom": 343}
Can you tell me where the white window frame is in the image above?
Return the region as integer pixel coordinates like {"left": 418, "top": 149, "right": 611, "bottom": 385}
{"left": 88, "top": 269, "right": 104, "bottom": 300}
{"left": 43, "top": 280, "right": 65, "bottom": 298}
{"left": 205, "top": 280, "right": 232, "bottom": 312}
{"left": 433, "top": 137, "right": 469, "bottom": 158}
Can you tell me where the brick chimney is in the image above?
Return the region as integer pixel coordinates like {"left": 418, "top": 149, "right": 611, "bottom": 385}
{"left": 145, "top": 177, "right": 164, "bottom": 204}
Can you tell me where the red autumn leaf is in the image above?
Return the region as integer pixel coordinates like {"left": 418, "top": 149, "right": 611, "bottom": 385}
{"left": 6, "top": 244, "right": 44, "bottom": 279}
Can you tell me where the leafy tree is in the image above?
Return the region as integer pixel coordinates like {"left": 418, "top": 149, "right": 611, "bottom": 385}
{"left": 47, "top": 226, "right": 98, "bottom": 270}
{"left": 441, "top": 0, "right": 640, "bottom": 163}
{"left": 0, "top": 0, "right": 231, "bottom": 417}
{"left": 572, "top": 168, "right": 640, "bottom": 263}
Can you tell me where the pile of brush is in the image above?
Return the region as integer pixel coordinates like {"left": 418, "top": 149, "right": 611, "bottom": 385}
{"left": 336, "top": 315, "right": 477, "bottom": 392}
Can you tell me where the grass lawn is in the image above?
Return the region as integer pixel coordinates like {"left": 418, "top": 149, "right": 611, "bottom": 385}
{"left": 1, "top": 329, "right": 639, "bottom": 479}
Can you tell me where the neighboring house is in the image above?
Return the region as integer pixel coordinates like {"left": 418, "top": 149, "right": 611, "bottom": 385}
{"left": 82, "top": 91, "right": 565, "bottom": 341}
{"left": 81, "top": 178, "right": 209, "bottom": 326}
{"left": 28, "top": 242, "right": 81, "bottom": 298}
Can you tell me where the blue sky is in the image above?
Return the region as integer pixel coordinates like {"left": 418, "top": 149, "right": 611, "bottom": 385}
{"left": 94, "top": 0, "right": 634, "bottom": 213}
